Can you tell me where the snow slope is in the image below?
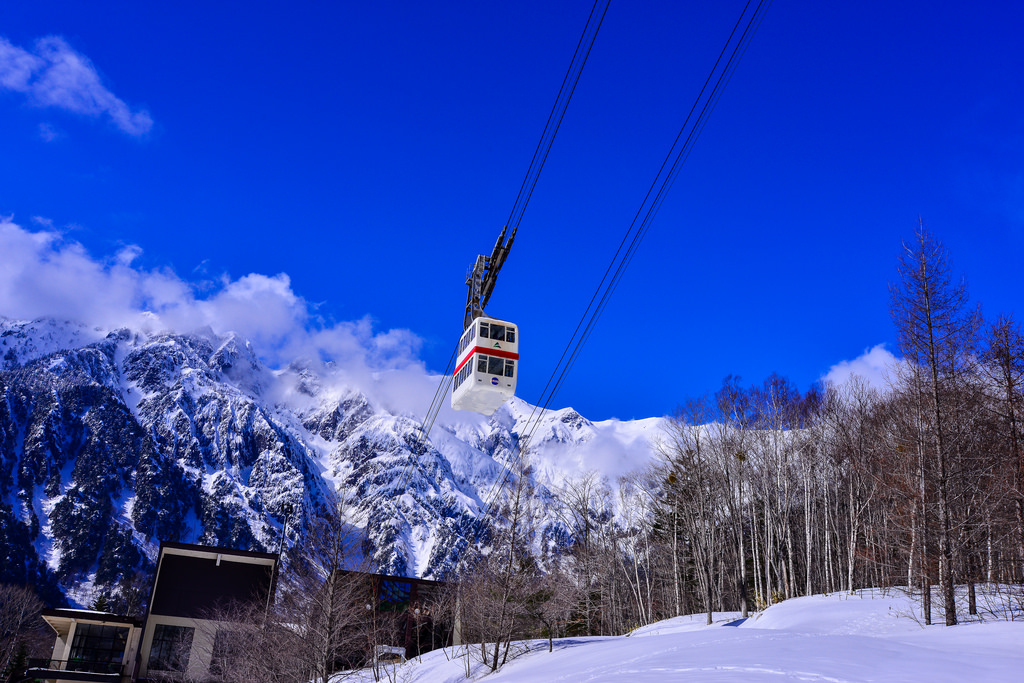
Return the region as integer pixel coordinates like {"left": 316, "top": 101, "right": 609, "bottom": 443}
{"left": 343, "top": 590, "right": 1024, "bottom": 683}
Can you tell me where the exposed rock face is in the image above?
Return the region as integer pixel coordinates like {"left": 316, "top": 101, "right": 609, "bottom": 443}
{"left": 0, "top": 317, "right": 656, "bottom": 604}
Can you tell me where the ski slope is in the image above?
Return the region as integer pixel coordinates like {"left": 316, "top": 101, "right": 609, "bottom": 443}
{"left": 346, "top": 589, "right": 1024, "bottom": 682}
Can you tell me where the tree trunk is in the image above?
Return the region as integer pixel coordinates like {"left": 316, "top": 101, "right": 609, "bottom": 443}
{"left": 737, "top": 499, "right": 749, "bottom": 617}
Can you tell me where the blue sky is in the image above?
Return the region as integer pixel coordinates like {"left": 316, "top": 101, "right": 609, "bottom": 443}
{"left": 1, "top": 1, "right": 1022, "bottom": 420}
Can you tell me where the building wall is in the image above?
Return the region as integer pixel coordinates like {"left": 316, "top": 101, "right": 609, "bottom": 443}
{"left": 137, "top": 614, "right": 217, "bottom": 680}
{"left": 136, "top": 543, "right": 278, "bottom": 680}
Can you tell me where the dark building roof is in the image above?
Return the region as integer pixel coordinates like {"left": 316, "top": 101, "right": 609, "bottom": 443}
{"left": 158, "top": 540, "right": 278, "bottom": 562}
{"left": 148, "top": 542, "right": 278, "bottom": 619}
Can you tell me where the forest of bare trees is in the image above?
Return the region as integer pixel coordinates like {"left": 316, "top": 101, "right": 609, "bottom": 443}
{"left": 449, "top": 225, "right": 1023, "bottom": 671}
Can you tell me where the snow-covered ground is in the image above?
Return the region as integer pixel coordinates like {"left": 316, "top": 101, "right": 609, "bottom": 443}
{"left": 345, "top": 588, "right": 1024, "bottom": 682}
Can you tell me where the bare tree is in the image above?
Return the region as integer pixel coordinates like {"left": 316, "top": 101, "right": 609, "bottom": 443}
{"left": 189, "top": 599, "right": 309, "bottom": 683}
{"left": 0, "top": 584, "right": 47, "bottom": 679}
{"left": 616, "top": 472, "right": 659, "bottom": 626}
{"left": 982, "top": 314, "right": 1024, "bottom": 575}
{"left": 459, "top": 455, "right": 543, "bottom": 672}
{"left": 711, "top": 376, "right": 753, "bottom": 617}
{"left": 554, "top": 471, "right": 615, "bottom": 634}
{"left": 820, "top": 377, "right": 882, "bottom": 592}
{"left": 521, "top": 561, "right": 580, "bottom": 653}
{"left": 890, "top": 221, "right": 981, "bottom": 625}
{"left": 656, "top": 396, "right": 723, "bottom": 625}
{"left": 751, "top": 373, "right": 804, "bottom": 602}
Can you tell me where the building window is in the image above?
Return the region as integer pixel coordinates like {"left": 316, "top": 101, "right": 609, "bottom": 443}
{"left": 67, "top": 623, "right": 129, "bottom": 674}
{"left": 148, "top": 624, "right": 194, "bottom": 672}
{"left": 379, "top": 579, "right": 412, "bottom": 612}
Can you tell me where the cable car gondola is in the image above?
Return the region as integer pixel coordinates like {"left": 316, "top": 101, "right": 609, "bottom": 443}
{"left": 451, "top": 316, "right": 518, "bottom": 415}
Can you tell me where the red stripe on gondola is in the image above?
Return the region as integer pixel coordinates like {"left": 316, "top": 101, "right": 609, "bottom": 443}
{"left": 454, "top": 346, "right": 520, "bottom": 374}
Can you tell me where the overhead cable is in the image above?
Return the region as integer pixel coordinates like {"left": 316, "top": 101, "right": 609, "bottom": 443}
{"left": 471, "top": 0, "right": 773, "bottom": 550}
{"left": 395, "top": 0, "right": 611, "bottom": 499}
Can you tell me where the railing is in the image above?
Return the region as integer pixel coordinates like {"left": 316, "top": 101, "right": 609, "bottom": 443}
{"left": 26, "top": 657, "right": 125, "bottom": 675}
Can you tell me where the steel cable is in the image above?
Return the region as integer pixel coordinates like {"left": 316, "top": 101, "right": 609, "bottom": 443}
{"left": 392, "top": 0, "right": 611, "bottom": 501}
{"left": 467, "top": 0, "right": 773, "bottom": 559}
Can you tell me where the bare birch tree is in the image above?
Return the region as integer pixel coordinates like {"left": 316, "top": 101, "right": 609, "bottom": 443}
{"left": 0, "top": 584, "right": 46, "bottom": 678}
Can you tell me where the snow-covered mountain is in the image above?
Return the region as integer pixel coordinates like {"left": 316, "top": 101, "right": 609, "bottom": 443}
{"left": 0, "top": 317, "right": 660, "bottom": 603}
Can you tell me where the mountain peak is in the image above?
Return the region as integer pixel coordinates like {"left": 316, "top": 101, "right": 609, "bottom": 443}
{"left": 0, "top": 317, "right": 658, "bottom": 602}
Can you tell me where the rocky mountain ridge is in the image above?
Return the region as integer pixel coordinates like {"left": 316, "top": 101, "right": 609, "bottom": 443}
{"left": 0, "top": 317, "right": 659, "bottom": 605}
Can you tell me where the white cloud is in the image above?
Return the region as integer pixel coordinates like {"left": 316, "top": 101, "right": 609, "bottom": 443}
{"left": 823, "top": 344, "right": 898, "bottom": 391}
{"left": 0, "top": 217, "right": 428, "bottom": 412}
{"left": 38, "top": 122, "right": 60, "bottom": 141}
{"left": 0, "top": 36, "right": 152, "bottom": 136}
